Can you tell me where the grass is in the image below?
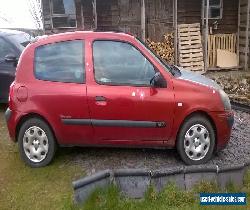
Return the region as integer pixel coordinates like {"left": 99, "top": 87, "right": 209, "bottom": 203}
{"left": 0, "top": 104, "right": 84, "bottom": 210}
{"left": 0, "top": 104, "right": 249, "bottom": 210}
{"left": 77, "top": 175, "right": 250, "bottom": 210}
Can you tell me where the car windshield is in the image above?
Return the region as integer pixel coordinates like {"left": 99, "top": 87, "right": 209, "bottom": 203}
{"left": 135, "top": 37, "right": 172, "bottom": 74}
{"left": 8, "top": 33, "right": 33, "bottom": 48}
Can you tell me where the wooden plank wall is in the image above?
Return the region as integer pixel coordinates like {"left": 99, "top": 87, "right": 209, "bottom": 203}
{"left": 81, "top": 0, "right": 95, "bottom": 30}
{"left": 239, "top": 0, "right": 250, "bottom": 70}
{"left": 95, "top": 0, "right": 142, "bottom": 37}
{"left": 178, "top": 0, "right": 238, "bottom": 34}
{"left": 42, "top": 0, "right": 52, "bottom": 32}
{"left": 42, "top": 0, "right": 239, "bottom": 42}
{"left": 146, "top": 0, "right": 173, "bottom": 41}
{"left": 95, "top": 0, "right": 173, "bottom": 41}
{"left": 117, "top": 0, "right": 142, "bottom": 37}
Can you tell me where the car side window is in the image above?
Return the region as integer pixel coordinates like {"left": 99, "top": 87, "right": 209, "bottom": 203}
{"left": 35, "top": 40, "right": 85, "bottom": 84}
{"left": 93, "top": 40, "right": 156, "bottom": 86}
{"left": 0, "top": 37, "right": 15, "bottom": 60}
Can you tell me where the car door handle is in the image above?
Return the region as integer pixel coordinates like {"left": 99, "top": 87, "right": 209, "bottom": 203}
{"left": 95, "top": 96, "right": 107, "bottom": 106}
{"left": 95, "top": 96, "right": 107, "bottom": 101}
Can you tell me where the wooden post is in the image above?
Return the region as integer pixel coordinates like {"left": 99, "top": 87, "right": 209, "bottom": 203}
{"left": 204, "top": 0, "right": 209, "bottom": 72}
{"left": 81, "top": 2, "right": 84, "bottom": 29}
{"left": 201, "top": 0, "right": 205, "bottom": 28}
{"left": 141, "top": 0, "right": 146, "bottom": 41}
{"left": 173, "top": 0, "right": 178, "bottom": 65}
{"left": 201, "top": 0, "right": 205, "bottom": 67}
{"left": 245, "top": 0, "right": 250, "bottom": 71}
{"left": 92, "top": 0, "right": 97, "bottom": 29}
{"left": 237, "top": 0, "right": 241, "bottom": 66}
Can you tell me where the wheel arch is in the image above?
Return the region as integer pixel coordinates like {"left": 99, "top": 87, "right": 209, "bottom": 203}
{"left": 15, "top": 113, "right": 58, "bottom": 144}
{"left": 175, "top": 110, "right": 217, "bottom": 147}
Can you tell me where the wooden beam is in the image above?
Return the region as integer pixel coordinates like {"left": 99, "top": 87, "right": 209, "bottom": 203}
{"left": 201, "top": 0, "right": 205, "bottom": 67}
{"left": 204, "top": 0, "right": 209, "bottom": 72}
{"left": 201, "top": 0, "right": 205, "bottom": 28}
{"left": 41, "top": 0, "right": 45, "bottom": 34}
{"left": 141, "top": 0, "right": 146, "bottom": 41}
{"left": 173, "top": 0, "right": 178, "bottom": 65}
{"left": 92, "top": 0, "right": 97, "bottom": 29}
{"left": 237, "top": 0, "right": 240, "bottom": 65}
{"left": 245, "top": 0, "right": 250, "bottom": 71}
{"left": 81, "top": 2, "right": 84, "bottom": 29}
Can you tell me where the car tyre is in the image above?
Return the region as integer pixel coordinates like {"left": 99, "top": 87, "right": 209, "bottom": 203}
{"left": 18, "top": 118, "right": 56, "bottom": 167}
{"left": 177, "top": 115, "right": 215, "bottom": 165}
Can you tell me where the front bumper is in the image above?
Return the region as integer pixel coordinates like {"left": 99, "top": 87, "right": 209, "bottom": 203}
{"left": 210, "top": 111, "right": 234, "bottom": 151}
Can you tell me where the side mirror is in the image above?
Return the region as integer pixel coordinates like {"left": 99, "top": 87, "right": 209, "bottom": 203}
{"left": 150, "top": 72, "right": 167, "bottom": 88}
{"left": 5, "top": 54, "right": 17, "bottom": 63}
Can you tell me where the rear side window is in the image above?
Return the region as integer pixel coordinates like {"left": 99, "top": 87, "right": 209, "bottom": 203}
{"left": 35, "top": 40, "right": 85, "bottom": 83}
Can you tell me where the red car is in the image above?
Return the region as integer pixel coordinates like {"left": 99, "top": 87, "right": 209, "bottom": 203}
{"left": 5, "top": 31, "right": 234, "bottom": 167}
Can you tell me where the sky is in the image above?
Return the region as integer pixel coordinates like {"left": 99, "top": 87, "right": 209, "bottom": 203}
{"left": 0, "top": 0, "right": 42, "bottom": 29}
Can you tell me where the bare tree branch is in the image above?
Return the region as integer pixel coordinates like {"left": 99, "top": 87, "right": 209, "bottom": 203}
{"left": 28, "top": 0, "right": 43, "bottom": 29}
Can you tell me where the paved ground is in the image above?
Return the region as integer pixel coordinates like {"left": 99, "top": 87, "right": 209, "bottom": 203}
{"left": 1, "top": 105, "right": 249, "bottom": 175}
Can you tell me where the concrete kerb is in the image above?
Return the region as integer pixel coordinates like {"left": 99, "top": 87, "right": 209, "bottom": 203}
{"left": 183, "top": 165, "right": 218, "bottom": 190}
{"left": 151, "top": 166, "right": 185, "bottom": 191}
{"left": 73, "top": 163, "right": 250, "bottom": 204}
{"left": 113, "top": 169, "right": 151, "bottom": 198}
{"left": 217, "top": 163, "right": 245, "bottom": 189}
{"left": 72, "top": 169, "right": 112, "bottom": 203}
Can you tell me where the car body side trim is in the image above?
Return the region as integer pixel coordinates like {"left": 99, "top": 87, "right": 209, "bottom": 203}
{"left": 61, "top": 118, "right": 166, "bottom": 128}
{"left": 62, "top": 119, "right": 91, "bottom": 125}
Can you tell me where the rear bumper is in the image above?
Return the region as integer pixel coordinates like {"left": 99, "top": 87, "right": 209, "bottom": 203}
{"left": 5, "top": 108, "right": 20, "bottom": 142}
{"left": 210, "top": 111, "right": 234, "bottom": 151}
{"left": 5, "top": 108, "right": 12, "bottom": 122}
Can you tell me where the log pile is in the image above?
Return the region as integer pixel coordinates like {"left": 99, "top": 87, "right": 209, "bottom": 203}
{"left": 146, "top": 33, "right": 174, "bottom": 65}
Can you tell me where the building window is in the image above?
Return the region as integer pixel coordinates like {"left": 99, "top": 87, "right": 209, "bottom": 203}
{"left": 205, "top": 0, "right": 223, "bottom": 19}
{"left": 51, "top": 0, "right": 76, "bottom": 28}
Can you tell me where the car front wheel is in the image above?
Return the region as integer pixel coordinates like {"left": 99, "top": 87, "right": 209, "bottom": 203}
{"left": 18, "top": 118, "right": 56, "bottom": 167}
{"left": 177, "top": 115, "right": 215, "bottom": 165}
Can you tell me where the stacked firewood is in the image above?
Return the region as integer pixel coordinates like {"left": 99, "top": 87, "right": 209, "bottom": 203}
{"left": 209, "top": 75, "right": 250, "bottom": 105}
{"left": 146, "top": 33, "right": 174, "bottom": 64}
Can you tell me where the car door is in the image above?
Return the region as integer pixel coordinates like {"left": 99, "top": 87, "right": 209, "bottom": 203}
{"left": 0, "top": 37, "right": 18, "bottom": 102}
{"left": 32, "top": 39, "right": 93, "bottom": 145}
{"left": 87, "top": 40, "right": 175, "bottom": 146}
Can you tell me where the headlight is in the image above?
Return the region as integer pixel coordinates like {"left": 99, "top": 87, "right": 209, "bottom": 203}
{"left": 219, "top": 89, "right": 231, "bottom": 111}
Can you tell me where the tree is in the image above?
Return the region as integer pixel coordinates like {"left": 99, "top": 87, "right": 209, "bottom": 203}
{"left": 28, "top": 0, "right": 43, "bottom": 29}
{"left": 0, "top": 10, "right": 13, "bottom": 25}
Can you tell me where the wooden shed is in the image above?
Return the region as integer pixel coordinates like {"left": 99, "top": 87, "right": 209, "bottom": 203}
{"left": 41, "top": 0, "right": 250, "bottom": 72}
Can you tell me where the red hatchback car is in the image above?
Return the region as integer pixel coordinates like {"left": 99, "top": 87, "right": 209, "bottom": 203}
{"left": 5, "top": 31, "right": 234, "bottom": 167}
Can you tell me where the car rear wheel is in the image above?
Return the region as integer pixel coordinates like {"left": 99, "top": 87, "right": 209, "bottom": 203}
{"left": 18, "top": 118, "right": 56, "bottom": 167}
{"left": 177, "top": 115, "right": 215, "bottom": 165}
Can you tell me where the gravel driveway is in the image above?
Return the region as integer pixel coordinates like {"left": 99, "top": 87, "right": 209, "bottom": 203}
{"left": 1, "top": 106, "right": 249, "bottom": 175}
{"left": 61, "top": 110, "right": 250, "bottom": 175}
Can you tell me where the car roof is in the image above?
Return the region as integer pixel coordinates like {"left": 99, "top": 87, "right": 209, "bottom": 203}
{"left": 0, "top": 29, "right": 27, "bottom": 37}
{"left": 33, "top": 31, "right": 135, "bottom": 45}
